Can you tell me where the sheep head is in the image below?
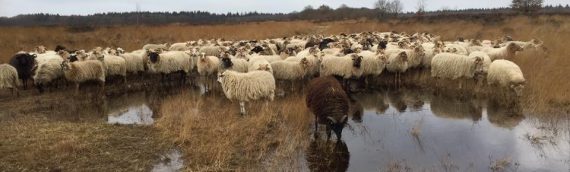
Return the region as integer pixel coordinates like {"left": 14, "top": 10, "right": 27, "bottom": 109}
{"left": 257, "top": 64, "right": 271, "bottom": 72}
{"left": 148, "top": 51, "right": 160, "bottom": 63}
{"left": 327, "top": 115, "right": 348, "bottom": 140}
{"left": 217, "top": 72, "right": 226, "bottom": 83}
{"left": 398, "top": 52, "right": 408, "bottom": 62}
{"left": 35, "top": 45, "right": 47, "bottom": 53}
{"left": 507, "top": 43, "right": 523, "bottom": 55}
{"left": 60, "top": 60, "right": 72, "bottom": 71}
{"left": 510, "top": 81, "right": 525, "bottom": 97}
{"left": 351, "top": 54, "right": 363, "bottom": 68}
{"left": 199, "top": 53, "right": 207, "bottom": 62}
{"left": 300, "top": 58, "right": 310, "bottom": 69}
{"left": 377, "top": 53, "right": 389, "bottom": 65}
{"left": 221, "top": 57, "right": 233, "bottom": 68}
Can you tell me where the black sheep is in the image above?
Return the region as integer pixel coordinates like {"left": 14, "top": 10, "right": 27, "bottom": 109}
{"left": 306, "top": 76, "right": 350, "bottom": 140}
{"left": 9, "top": 53, "right": 36, "bottom": 89}
{"left": 319, "top": 38, "right": 336, "bottom": 50}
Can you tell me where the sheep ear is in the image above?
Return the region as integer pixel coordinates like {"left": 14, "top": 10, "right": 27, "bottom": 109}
{"left": 327, "top": 116, "right": 337, "bottom": 123}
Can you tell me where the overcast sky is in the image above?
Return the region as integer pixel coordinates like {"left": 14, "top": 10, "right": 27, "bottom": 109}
{"left": 0, "top": 0, "right": 568, "bottom": 17}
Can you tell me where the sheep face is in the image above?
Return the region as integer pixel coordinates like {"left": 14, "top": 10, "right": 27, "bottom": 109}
{"left": 378, "top": 53, "right": 389, "bottom": 65}
{"left": 351, "top": 54, "right": 363, "bottom": 68}
{"left": 221, "top": 57, "right": 233, "bottom": 68}
{"left": 378, "top": 40, "right": 388, "bottom": 50}
{"left": 300, "top": 58, "right": 310, "bottom": 69}
{"left": 148, "top": 52, "right": 160, "bottom": 63}
{"left": 398, "top": 52, "right": 408, "bottom": 62}
{"left": 257, "top": 64, "right": 271, "bottom": 72}
{"left": 327, "top": 115, "right": 348, "bottom": 140}
{"left": 60, "top": 60, "right": 72, "bottom": 71}
{"left": 510, "top": 83, "right": 525, "bottom": 97}
{"left": 508, "top": 43, "right": 523, "bottom": 54}
{"left": 68, "top": 53, "right": 79, "bottom": 62}
{"left": 35, "top": 45, "right": 47, "bottom": 53}
{"left": 217, "top": 72, "right": 226, "bottom": 83}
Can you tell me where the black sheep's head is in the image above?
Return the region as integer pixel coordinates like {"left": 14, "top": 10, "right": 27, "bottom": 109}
{"left": 68, "top": 53, "right": 79, "bottom": 62}
{"left": 351, "top": 54, "right": 363, "bottom": 68}
{"left": 221, "top": 57, "right": 233, "bottom": 68}
{"left": 327, "top": 115, "right": 348, "bottom": 140}
{"left": 379, "top": 40, "right": 388, "bottom": 50}
{"left": 148, "top": 51, "right": 160, "bottom": 63}
{"left": 54, "top": 45, "right": 66, "bottom": 52}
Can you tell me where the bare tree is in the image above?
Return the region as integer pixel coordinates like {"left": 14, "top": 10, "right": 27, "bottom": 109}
{"left": 416, "top": 0, "right": 426, "bottom": 14}
{"left": 388, "top": 0, "right": 404, "bottom": 14}
{"left": 512, "top": 0, "right": 543, "bottom": 13}
{"left": 374, "top": 0, "right": 390, "bottom": 13}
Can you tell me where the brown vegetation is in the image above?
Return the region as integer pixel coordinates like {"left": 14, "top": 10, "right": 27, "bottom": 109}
{"left": 156, "top": 91, "right": 312, "bottom": 170}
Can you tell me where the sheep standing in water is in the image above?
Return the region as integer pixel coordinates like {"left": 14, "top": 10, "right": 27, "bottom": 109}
{"left": 306, "top": 76, "right": 350, "bottom": 140}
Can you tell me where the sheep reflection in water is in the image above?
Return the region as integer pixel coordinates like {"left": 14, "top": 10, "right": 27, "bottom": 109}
{"left": 305, "top": 140, "right": 350, "bottom": 172}
{"left": 430, "top": 93, "right": 483, "bottom": 122}
{"left": 487, "top": 100, "right": 525, "bottom": 129}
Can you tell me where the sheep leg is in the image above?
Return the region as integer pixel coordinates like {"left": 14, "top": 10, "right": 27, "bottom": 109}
{"left": 100, "top": 81, "right": 105, "bottom": 95}
{"left": 74, "top": 83, "right": 80, "bottom": 95}
{"left": 239, "top": 102, "right": 246, "bottom": 115}
{"left": 313, "top": 116, "right": 319, "bottom": 139}
{"left": 326, "top": 126, "right": 332, "bottom": 141}
{"left": 22, "top": 79, "right": 27, "bottom": 90}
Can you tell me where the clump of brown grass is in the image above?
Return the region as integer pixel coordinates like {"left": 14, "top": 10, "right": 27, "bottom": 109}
{"left": 156, "top": 91, "right": 312, "bottom": 171}
{"left": 489, "top": 156, "right": 515, "bottom": 172}
{"left": 0, "top": 116, "right": 172, "bottom": 171}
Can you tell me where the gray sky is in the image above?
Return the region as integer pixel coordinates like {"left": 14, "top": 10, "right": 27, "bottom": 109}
{"left": 0, "top": 0, "right": 568, "bottom": 17}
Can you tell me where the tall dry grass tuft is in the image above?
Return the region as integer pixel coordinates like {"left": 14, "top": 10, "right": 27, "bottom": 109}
{"left": 156, "top": 91, "right": 312, "bottom": 171}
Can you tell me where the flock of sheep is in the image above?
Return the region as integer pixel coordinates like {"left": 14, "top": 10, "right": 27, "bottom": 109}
{"left": 1, "top": 31, "right": 545, "bottom": 120}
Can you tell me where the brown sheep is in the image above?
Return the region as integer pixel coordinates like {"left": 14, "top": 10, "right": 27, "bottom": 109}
{"left": 306, "top": 76, "right": 350, "bottom": 140}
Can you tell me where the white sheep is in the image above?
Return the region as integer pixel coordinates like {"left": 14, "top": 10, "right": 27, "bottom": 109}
{"left": 33, "top": 57, "right": 64, "bottom": 93}
{"left": 0, "top": 64, "right": 21, "bottom": 96}
{"left": 146, "top": 50, "right": 194, "bottom": 82}
{"left": 385, "top": 51, "right": 409, "bottom": 84}
{"left": 61, "top": 60, "right": 106, "bottom": 94}
{"left": 120, "top": 50, "right": 146, "bottom": 74}
{"left": 169, "top": 42, "right": 191, "bottom": 51}
{"left": 270, "top": 57, "right": 309, "bottom": 81}
{"left": 199, "top": 46, "right": 223, "bottom": 57}
{"left": 487, "top": 59, "right": 526, "bottom": 96}
{"left": 142, "top": 43, "right": 169, "bottom": 51}
{"left": 100, "top": 54, "right": 127, "bottom": 83}
{"left": 197, "top": 53, "right": 220, "bottom": 92}
{"left": 320, "top": 54, "right": 363, "bottom": 79}
{"left": 286, "top": 53, "right": 322, "bottom": 78}
{"left": 468, "top": 51, "right": 492, "bottom": 74}
{"left": 217, "top": 70, "right": 276, "bottom": 115}
{"left": 219, "top": 56, "right": 249, "bottom": 73}
{"left": 358, "top": 50, "right": 389, "bottom": 77}
{"left": 431, "top": 53, "right": 484, "bottom": 84}
{"left": 247, "top": 55, "right": 273, "bottom": 73}
{"left": 483, "top": 42, "right": 523, "bottom": 61}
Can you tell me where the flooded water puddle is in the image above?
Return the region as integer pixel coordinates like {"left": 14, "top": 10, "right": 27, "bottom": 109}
{"left": 107, "top": 104, "right": 154, "bottom": 125}
{"left": 152, "top": 149, "right": 184, "bottom": 172}
{"left": 303, "top": 89, "right": 570, "bottom": 171}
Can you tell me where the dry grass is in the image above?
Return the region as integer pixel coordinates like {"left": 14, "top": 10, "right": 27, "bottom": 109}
{"left": 155, "top": 91, "right": 312, "bottom": 171}
{"left": 0, "top": 116, "right": 172, "bottom": 171}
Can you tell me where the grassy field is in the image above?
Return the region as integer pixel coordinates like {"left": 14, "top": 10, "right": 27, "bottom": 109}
{"left": 0, "top": 15, "right": 568, "bottom": 171}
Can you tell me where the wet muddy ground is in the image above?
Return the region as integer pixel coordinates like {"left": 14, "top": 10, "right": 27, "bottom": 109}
{"left": 0, "top": 80, "right": 568, "bottom": 171}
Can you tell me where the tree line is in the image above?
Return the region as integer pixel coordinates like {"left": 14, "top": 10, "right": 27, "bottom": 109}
{"left": 0, "top": 1, "right": 569, "bottom": 27}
